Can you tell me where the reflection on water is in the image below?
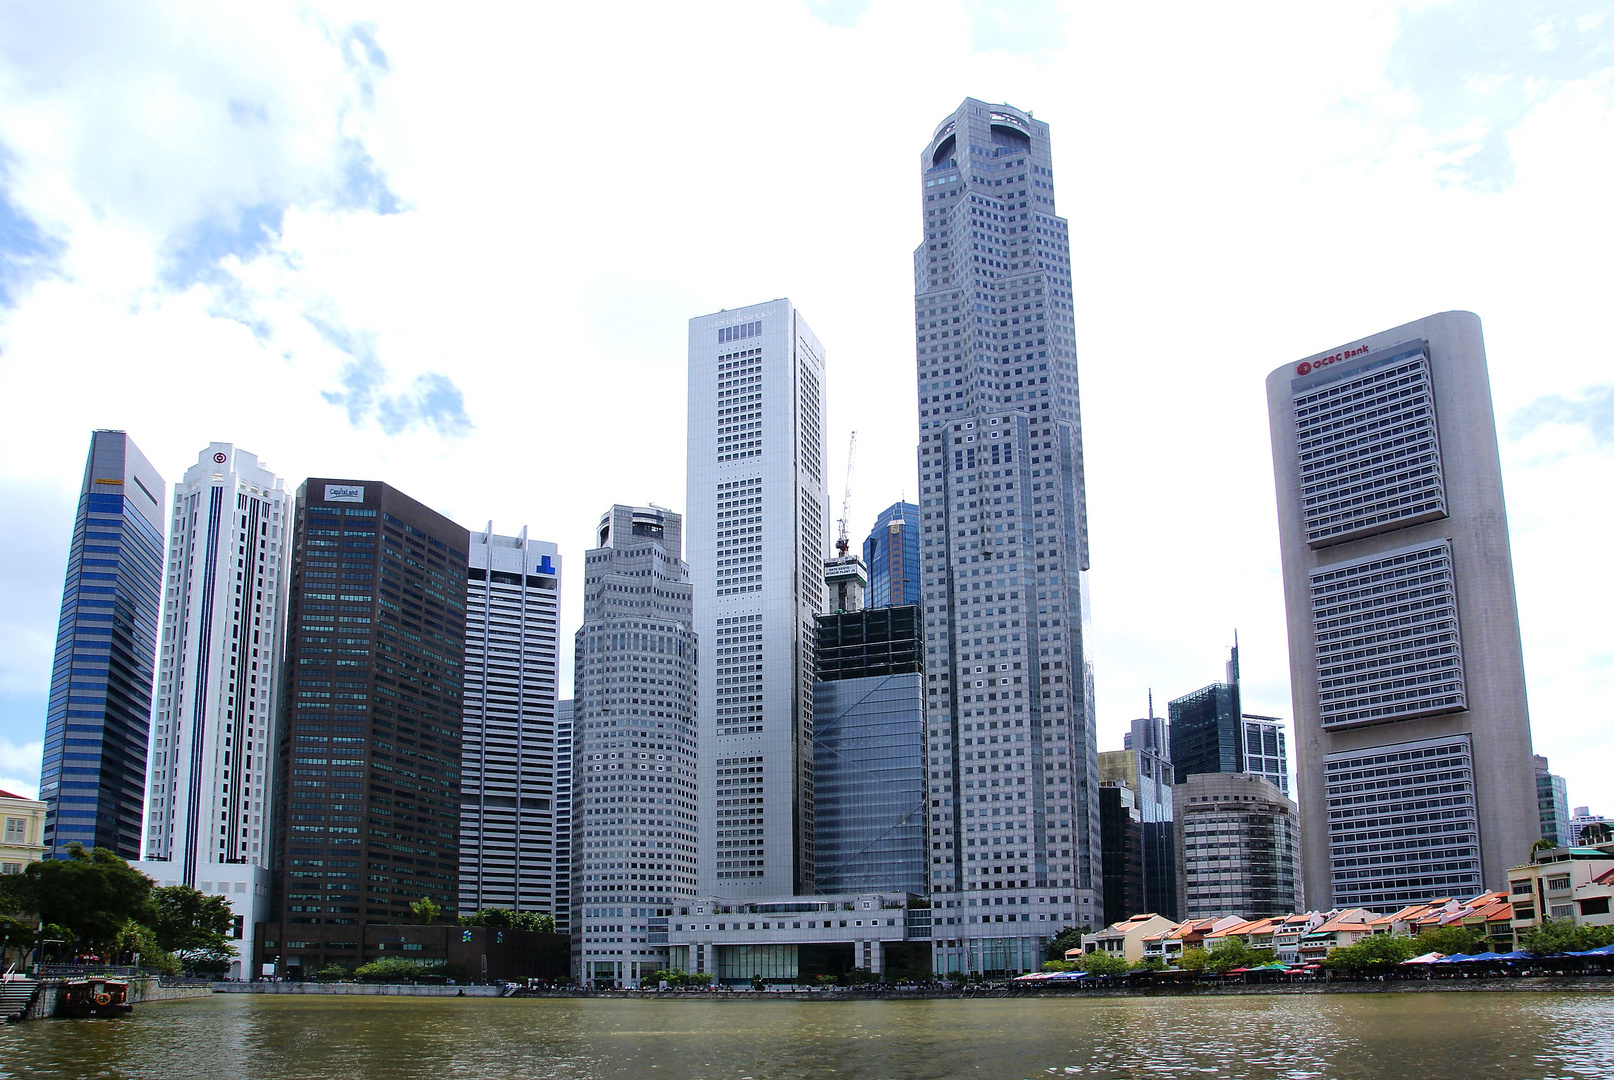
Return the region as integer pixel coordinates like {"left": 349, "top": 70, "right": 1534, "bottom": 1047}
{"left": 1, "top": 992, "right": 1611, "bottom": 1080}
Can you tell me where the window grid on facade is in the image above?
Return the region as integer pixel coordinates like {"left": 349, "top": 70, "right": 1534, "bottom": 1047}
{"left": 1310, "top": 540, "right": 1466, "bottom": 728}
{"left": 1293, "top": 344, "right": 1447, "bottom": 547}
{"left": 1324, "top": 735, "right": 1480, "bottom": 908}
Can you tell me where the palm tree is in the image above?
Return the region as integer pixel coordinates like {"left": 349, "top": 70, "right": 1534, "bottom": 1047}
{"left": 1531, "top": 838, "right": 1557, "bottom": 861}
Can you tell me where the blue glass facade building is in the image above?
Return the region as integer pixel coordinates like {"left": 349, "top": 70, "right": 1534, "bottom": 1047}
{"left": 39, "top": 430, "right": 166, "bottom": 859}
{"left": 862, "top": 502, "right": 920, "bottom": 609}
{"left": 812, "top": 605, "right": 926, "bottom": 895}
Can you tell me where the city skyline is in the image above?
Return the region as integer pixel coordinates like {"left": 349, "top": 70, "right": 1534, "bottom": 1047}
{"left": 0, "top": 4, "right": 1609, "bottom": 825}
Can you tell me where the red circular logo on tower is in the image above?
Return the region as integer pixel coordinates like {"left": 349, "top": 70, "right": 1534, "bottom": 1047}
{"left": 213, "top": 452, "right": 227, "bottom": 463}
{"left": 1295, "top": 362, "right": 1312, "bottom": 376}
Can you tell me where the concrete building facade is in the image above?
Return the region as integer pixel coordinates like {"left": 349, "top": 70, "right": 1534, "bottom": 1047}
{"left": 573, "top": 505, "right": 698, "bottom": 987}
{"left": 688, "top": 300, "right": 830, "bottom": 899}
{"left": 1174, "top": 772, "right": 1300, "bottom": 920}
{"left": 1266, "top": 311, "right": 1538, "bottom": 910}
{"left": 0, "top": 788, "right": 48, "bottom": 876}
{"left": 458, "top": 526, "right": 563, "bottom": 923}
{"left": 135, "top": 443, "right": 289, "bottom": 978}
{"left": 39, "top": 430, "right": 166, "bottom": 860}
{"left": 913, "top": 97, "right": 1098, "bottom": 976}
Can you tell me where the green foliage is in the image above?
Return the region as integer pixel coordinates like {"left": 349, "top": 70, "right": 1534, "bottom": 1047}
{"left": 1412, "top": 925, "right": 1489, "bottom": 957}
{"left": 9, "top": 843, "right": 153, "bottom": 950}
{"left": 1045, "top": 925, "right": 1088, "bottom": 962}
{"left": 1531, "top": 838, "right": 1559, "bottom": 860}
{"left": 1131, "top": 957, "right": 1167, "bottom": 971}
{"left": 1323, "top": 933, "right": 1418, "bottom": 971}
{"left": 409, "top": 896, "right": 442, "bottom": 924}
{"left": 458, "top": 907, "right": 555, "bottom": 934}
{"left": 1176, "top": 946, "right": 1210, "bottom": 973}
{"left": 109, "top": 920, "right": 181, "bottom": 975}
{"left": 1076, "top": 951, "right": 1130, "bottom": 976}
{"left": 1520, "top": 918, "right": 1614, "bottom": 956}
{"left": 1041, "top": 959, "right": 1078, "bottom": 972}
{"left": 1203, "top": 938, "right": 1277, "bottom": 973}
{"left": 149, "top": 885, "right": 237, "bottom": 965}
{"left": 352, "top": 957, "right": 463, "bottom": 982}
{"left": 316, "top": 962, "right": 352, "bottom": 981}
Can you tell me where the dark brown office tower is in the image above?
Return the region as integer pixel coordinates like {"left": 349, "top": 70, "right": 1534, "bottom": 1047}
{"left": 259, "top": 480, "right": 468, "bottom": 979}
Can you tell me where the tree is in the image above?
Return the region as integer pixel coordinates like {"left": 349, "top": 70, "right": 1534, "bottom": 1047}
{"left": 459, "top": 907, "right": 555, "bottom": 934}
{"left": 10, "top": 844, "right": 153, "bottom": 951}
{"left": 1323, "top": 934, "right": 1417, "bottom": 972}
{"left": 1531, "top": 838, "right": 1559, "bottom": 861}
{"left": 1176, "top": 946, "right": 1210, "bottom": 973}
{"left": 410, "top": 896, "right": 442, "bottom": 924}
{"left": 1131, "top": 957, "right": 1166, "bottom": 971}
{"left": 109, "top": 921, "right": 180, "bottom": 975}
{"left": 149, "top": 885, "right": 237, "bottom": 967}
{"left": 1041, "top": 959, "right": 1078, "bottom": 972}
{"left": 353, "top": 957, "right": 462, "bottom": 982}
{"left": 1045, "top": 925, "right": 1088, "bottom": 962}
{"left": 316, "top": 962, "right": 352, "bottom": 981}
{"left": 1412, "top": 924, "right": 1489, "bottom": 957}
{"left": 1520, "top": 918, "right": 1614, "bottom": 956}
{"left": 1076, "top": 952, "right": 1130, "bottom": 976}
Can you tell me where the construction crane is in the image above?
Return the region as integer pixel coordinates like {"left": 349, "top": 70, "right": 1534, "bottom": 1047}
{"left": 835, "top": 431, "right": 857, "bottom": 556}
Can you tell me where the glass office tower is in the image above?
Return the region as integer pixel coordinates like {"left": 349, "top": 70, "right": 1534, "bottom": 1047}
{"left": 812, "top": 605, "right": 926, "bottom": 895}
{"left": 863, "top": 502, "right": 920, "bottom": 609}
{"left": 39, "top": 430, "right": 166, "bottom": 859}
{"left": 263, "top": 479, "right": 468, "bottom": 979}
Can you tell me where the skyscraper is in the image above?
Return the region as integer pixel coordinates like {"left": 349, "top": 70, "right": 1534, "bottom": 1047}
{"left": 1167, "top": 680, "right": 1242, "bottom": 785}
{"left": 554, "top": 698, "right": 574, "bottom": 935}
{"left": 263, "top": 480, "right": 468, "bottom": 979}
{"left": 39, "top": 430, "right": 165, "bottom": 859}
{"left": 1534, "top": 755, "right": 1570, "bottom": 849}
{"left": 1173, "top": 772, "right": 1300, "bottom": 919}
{"left": 1266, "top": 311, "right": 1538, "bottom": 909}
{"left": 573, "top": 505, "right": 698, "bottom": 987}
{"left": 134, "top": 444, "right": 289, "bottom": 977}
{"left": 459, "top": 525, "right": 562, "bottom": 920}
{"left": 1240, "top": 714, "right": 1290, "bottom": 795}
{"left": 688, "top": 300, "right": 829, "bottom": 898}
{"left": 1101, "top": 714, "right": 1175, "bottom": 920}
{"left": 863, "top": 502, "right": 920, "bottom": 609}
{"left": 913, "top": 99, "right": 1098, "bottom": 975}
{"left": 812, "top": 603, "right": 927, "bottom": 895}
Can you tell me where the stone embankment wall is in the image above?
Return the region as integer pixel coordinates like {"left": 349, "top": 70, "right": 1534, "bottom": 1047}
{"left": 214, "top": 982, "right": 502, "bottom": 997}
{"left": 22, "top": 977, "right": 212, "bottom": 1019}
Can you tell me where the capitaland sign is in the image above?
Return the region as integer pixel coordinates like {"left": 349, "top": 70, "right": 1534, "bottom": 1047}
{"left": 324, "top": 484, "right": 364, "bottom": 503}
{"left": 1296, "top": 343, "right": 1370, "bottom": 377}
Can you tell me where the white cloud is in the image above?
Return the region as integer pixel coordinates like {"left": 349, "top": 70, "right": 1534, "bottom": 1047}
{"left": 0, "top": 0, "right": 1609, "bottom": 818}
{"left": 0, "top": 737, "right": 41, "bottom": 800}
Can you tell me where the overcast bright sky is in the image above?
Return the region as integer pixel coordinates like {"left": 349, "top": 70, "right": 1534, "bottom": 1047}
{"left": 0, "top": 1, "right": 1608, "bottom": 824}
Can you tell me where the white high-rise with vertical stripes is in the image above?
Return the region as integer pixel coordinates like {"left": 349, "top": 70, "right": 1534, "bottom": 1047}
{"left": 136, "top": 443, "right": 289, "bottom": 980}
{"left": 688, "top": 299, "right": 830, "bottom": 899}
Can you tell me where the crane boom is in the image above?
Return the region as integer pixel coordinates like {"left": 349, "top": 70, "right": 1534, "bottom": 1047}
{"left": 835, "top": 431, "right": 857, "bottom": 556}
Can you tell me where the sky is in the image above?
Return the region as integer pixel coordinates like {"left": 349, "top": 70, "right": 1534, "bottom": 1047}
{"left": 0, "top": 0, "right": 1609, "bottom": 822}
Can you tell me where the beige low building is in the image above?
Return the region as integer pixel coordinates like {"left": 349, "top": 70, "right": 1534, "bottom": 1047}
{"left": 0, "top": 788, "right": 47, "bottom": 875}
{"left": 1074, "top": 912, "right": 1178, "bottom": 964}
{"left": 1507, "top": 844, "right": 1614, "bottom": 931}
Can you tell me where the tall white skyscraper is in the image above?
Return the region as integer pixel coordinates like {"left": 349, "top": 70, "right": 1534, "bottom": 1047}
{"left": 136, "top": 443, "right": 289, "bottom": 979}
{"left": 688, "top": 299, "right": 830, "bottom": 898}
{"left": 914, "top": 99, "right": 1100, "bottom": 975}
{"left": 573, "top": 505, "right": 698, "bottom": 987}
{"left": 459, "top": 526, "right": 563, "bottom": 922}
{"left": 1266, "top": 311, "right": 1537, "bottom": 909}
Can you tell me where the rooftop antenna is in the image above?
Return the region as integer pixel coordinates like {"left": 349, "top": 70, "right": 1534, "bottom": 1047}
{"left": 835, "top": 430, "right": 857, "bottom": 556}
{"left": 1148, "top": 688, "right": 1154, "bottom": 720}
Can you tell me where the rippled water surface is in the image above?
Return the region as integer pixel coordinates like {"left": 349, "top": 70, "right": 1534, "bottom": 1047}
{"left": 3, "top": 992, "right": 1611, "bottom": 1080}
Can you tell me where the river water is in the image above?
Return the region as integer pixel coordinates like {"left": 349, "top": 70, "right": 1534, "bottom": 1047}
{"left": 2, "top": 991, "right": 1610, "bottom": 1080}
